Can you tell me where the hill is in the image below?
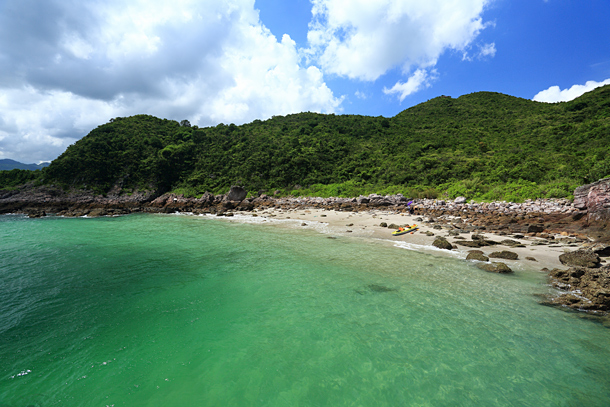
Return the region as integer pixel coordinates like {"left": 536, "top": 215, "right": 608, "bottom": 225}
{"left": 4, "top": 85, "right": 610, "bottom": 201}
{"left": 0, "top": 159, "right": 49, "bottom": 171}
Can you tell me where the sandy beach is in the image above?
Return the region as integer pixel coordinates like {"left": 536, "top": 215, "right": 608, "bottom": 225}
{"left": 210, "top": 206, "right": 574, "bottom": 272}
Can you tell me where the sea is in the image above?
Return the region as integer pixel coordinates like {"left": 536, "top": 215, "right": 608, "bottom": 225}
{"left": 1, "top": 213, "right": 609, "bottom": 406}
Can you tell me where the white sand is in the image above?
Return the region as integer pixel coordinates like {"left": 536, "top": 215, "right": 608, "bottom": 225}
{"left": 210, "top": 207, "right": 572, "bottom": 271}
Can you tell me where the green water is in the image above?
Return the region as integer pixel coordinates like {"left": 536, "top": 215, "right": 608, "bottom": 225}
{"left": 1, "top": 214, "right": 609, "bottom": 406}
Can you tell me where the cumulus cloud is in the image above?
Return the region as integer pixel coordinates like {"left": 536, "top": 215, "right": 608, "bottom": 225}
{"left": 306, "top": 0, "right": 492, "bottom": 82}
{"left": 533, "top": 79, "right": 610, "bottom": 103}
{"left": 383, "top": 69, "right": 437, "bottom": 102}
{"left": 0, "top": 0, "right": 341, "bottom": 162}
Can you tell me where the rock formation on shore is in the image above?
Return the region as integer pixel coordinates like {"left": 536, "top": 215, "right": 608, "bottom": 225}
{"left": 546, "top": 265, "right": 610, "bottom": 314}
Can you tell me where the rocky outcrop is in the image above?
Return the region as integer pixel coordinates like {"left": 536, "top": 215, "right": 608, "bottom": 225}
{"left": 573, "top": 177, "right": 610, "bottom": 222}
{"left": 546, "top": 266, "right": 610, "bottom": 314}
{"left": 558, "top": 249, "right": 600, "bottom": 268}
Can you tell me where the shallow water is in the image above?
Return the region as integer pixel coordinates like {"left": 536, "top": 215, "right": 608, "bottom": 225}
{"left": 1, "top": 214, "right": 609, "bottom": 406}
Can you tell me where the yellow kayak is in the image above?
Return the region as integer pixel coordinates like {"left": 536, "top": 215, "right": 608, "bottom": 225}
{"left": 392, "top": 225, "right": 418, "bottom": 236}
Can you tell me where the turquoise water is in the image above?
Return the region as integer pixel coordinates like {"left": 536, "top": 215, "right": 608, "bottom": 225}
{"left": 1, "top": 214, "right": 609, "bottom": 406}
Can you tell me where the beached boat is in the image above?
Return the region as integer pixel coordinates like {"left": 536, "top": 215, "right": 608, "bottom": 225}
{"left": 391, "top": 225, "right": 418, "bottom": 236}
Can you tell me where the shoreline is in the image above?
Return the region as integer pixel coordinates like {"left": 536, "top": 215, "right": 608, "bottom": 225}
{"left": 2, "top": 184, "right": 609, "bottom": 317}
{"left": 201, "top": 207, "right": 571, "bottom": 271}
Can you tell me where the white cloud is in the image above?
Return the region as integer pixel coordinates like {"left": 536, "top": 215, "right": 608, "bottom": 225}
{"left": 383, "top": 69, "right": 436, "bottom": 102}
{"left": 0, "top": 0, "right": 341, "bottom": 162}
{"left": 307, "top": 0, "right": 492, "bottom": 81}
{"left": 354, "top": 90, "right": 368, "bottom": 100}
{"left": 479, "top": 42, "right": 496, "bottom": 58}
{"left": 533, "top": 79, "right": 610, "bottom": 103}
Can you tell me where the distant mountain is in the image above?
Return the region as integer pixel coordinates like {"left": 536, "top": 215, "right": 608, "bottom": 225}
{"left": 0, "top": 159, "right": 50, "bottom": 171}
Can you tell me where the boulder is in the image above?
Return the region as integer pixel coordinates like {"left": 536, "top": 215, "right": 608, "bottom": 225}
{"left": 476, "top": 262, "right": 513, "bottom": 273}
{"left": 466, "top": 251, "right": 489, "bottom": 262}
{"left": 432, "top": 236, "right": 453, "bottom": 250}
{"left": 559, "top": 250, "right": 600, "bottom": 268}
{"left": 454, "top": 196, "right": 467, "bottom": 204}
{"left": 226, "top": 186, "right": 247, "bottom": 202}
{"left": 500, "top": 239, "right": 524, "bottom": 247}
{"left": 489, "top": 250, "right": 519, "bottom": 260}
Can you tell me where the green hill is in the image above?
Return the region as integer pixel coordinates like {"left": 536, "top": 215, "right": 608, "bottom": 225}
{"left": 5, "top": 85, "right": 610, "bottom": 201}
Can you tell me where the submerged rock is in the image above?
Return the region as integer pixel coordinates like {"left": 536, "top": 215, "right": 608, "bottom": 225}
{"left": 476, "top": 262, "right": 513, "bottom": 274}
{"left": 367, "top": 284, "right": 398, "bottom": 293}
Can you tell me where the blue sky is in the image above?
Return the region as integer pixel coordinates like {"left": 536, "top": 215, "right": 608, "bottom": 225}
{"left": 0, "top": 0, "right": 609, "bottom": 163}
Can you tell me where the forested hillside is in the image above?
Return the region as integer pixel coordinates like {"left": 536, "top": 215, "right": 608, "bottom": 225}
{"left": 5, "top": 85, "right": 610, "bottom": 201}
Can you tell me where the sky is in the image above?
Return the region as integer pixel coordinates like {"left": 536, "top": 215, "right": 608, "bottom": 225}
{"left": 0, "top": 0, "right": 609, "bottom": 164}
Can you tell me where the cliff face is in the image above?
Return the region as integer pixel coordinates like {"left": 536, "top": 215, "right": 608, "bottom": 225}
{"left": 573, "top": 177, "right": 610, "bottom": 223}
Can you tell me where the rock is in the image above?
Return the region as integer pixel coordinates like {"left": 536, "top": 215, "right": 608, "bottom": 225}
{"left": 500, "top": 239, "right": 523, "bottom": 247}
{"left": 379, "top": 222, "right": 388, "bottom": 227}
{"left": 388, "top": 223, "right": 400, "bottom": 229}
{"left": 559, "top": 249, "right": 600, "bottom": 268}
{"left": 432, "top": 236, "right": 453, "bottom": 250}
{"left": 489, "top": 250, "right": 519, "bottom": 260}
{"left": 357, "top": 196, "right": 370, "bottom": 204}
{"left": 527, "top": 224, "right": 544, "bottom": 233}
{"left": 573, "top": 177, "right": 610, "bottom": 222}
{"left": 546, "top": 265, "right": 610, "bottom": 313}
{"left": 467, "top": 251, "right": 489, "bottom": 262}
{"left": 476, "top": 262, "right": 513, "bottom": 273}
{"left": 455, "top": 240, "right": 483, "bottom": 248}
{"left": 25, "top": 209, "right": 46, "bottom": 218}
{"left": 88, "top": 208, "right": 107, "bottom": 217}
{"left": 526, "top": 256, "right": 537, "bottom": 261}
{"left": 426, "top": 231, "right": 435, "bottom": 236}
{"left": 226, "top": 186, "right": 247, "bottom": 202}
{"left": 367, "top": 284, "right": 397, "bottom": 293}
{"left": 454, "top": 196, "right": 467, "bottom": 204}
{"left": 581, "top": 242, "right": 610, "bottom": 256}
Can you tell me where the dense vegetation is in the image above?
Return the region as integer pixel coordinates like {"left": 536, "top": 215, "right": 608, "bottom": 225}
{"left": 2, "top": 85, "right": 610, "bottom": 201}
